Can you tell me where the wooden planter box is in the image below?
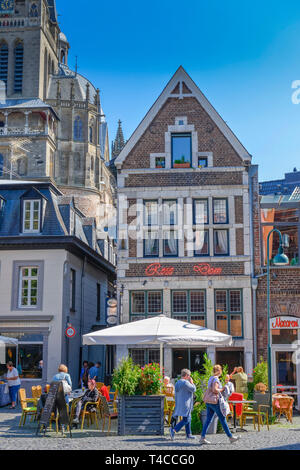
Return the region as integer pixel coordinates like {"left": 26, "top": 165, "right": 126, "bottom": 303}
{"left": 118, "top": 395, "right": 165, "bottom": 436}
{"left": 174, "top": 163, "right": 190, "bottom": 168}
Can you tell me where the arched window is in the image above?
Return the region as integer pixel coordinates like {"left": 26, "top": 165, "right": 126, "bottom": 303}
{"left": 29, "top": 4, "right": 38, "bottom": 17}
{"left": 0, "top": 42, "right": 8, "bottom": 87}
{"left": 91, "top": 156, "right": 94, "bottom": 172}
{"left": 14, "top": 41, "right": 24, "bottom": 93}
{"left": 60, "top": 50, "right": 65, "bottom": 64}
{"left": 0, "top": 154, "right": 3, "bottom": 177}
{"left": 89, "top": 126, "right": 93, "bottom": 144}
{"left": 74, "top": 116, "right": 83, "bottom": 141}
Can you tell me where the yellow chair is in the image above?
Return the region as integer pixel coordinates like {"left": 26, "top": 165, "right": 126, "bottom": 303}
{"left": 19, "top": 388, "right": 38, "bottom": 426}
{"left": 70, "top": 397, "right": 101, "bottom": 431}
{"left": 96, "top": 382, "right": 104, "bottom": 390}
{"left": 99, "top": 395, "right": 118, "bottom": 435}
{"left": 164, "top": 397, "right": 175, "bottom": 426}
{"left": 240, "top": 393, "right": 270, "bottom": 431}
{"left": 31, "top": 386, "right": 42, "bottom": 399}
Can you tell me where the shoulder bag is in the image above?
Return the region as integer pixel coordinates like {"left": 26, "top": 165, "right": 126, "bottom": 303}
{"left": 203, "top": 378, "right": 219, "bottom": 405}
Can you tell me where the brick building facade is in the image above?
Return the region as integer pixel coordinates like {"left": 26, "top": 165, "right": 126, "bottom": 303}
{"left": 115, "top": 67, "right": 259, "bottom": 377}
{"left": 256, "top": 190, "right": 300, "bottom": 405}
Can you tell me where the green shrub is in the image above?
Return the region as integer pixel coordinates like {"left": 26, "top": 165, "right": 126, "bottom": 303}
{"left": 112, "top": 357, "right": 141, "bottom": 396}
{"left": 253, "top": 357, "right": 268, "bottom": 388}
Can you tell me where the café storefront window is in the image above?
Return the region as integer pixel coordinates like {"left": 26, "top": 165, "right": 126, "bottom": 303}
{"left": 173, "top": 349, "right": 205, "bottom": 377}
{"left": 129, "top": 348, "right": 160, "bottom": 367}
{"left": 0, "top": 332, "right": 43, "bottom": 379}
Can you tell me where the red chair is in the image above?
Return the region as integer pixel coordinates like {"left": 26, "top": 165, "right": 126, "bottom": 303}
{"left": 100, "top": 385, "right": 110, "bottom": 402}
{"left": 229, "top": 392, "right": 244, "bottom": 417}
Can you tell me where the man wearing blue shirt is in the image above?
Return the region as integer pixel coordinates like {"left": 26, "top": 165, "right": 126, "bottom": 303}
{"left": 88, "top": 362, "right": 101, "bottom": 381}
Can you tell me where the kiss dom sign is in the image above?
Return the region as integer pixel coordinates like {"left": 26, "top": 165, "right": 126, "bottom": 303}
{"left": 145, "top": 263, "right": 222, "bottom": 277}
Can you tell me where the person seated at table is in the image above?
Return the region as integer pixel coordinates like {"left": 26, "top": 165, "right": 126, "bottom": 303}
{"left": 221, "top": 375, "right": 235, "bottom": 418}
{"left": 162, "top": 376, "right": 175, "bottom": 395}
{"left": 72, "top": 379, "right": 99, "bottom": 425}
{"left": 229, "top": 367, "right": 248, "bottom": 395}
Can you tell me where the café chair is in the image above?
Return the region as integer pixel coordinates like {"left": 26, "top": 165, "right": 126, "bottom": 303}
{"left": 19, "top": 388, "right": 38, "bottom": 426}
{"left": 273, "top": 396, "right": 294, "bottom": 423}
{"left": 164, "top": 397, "right": 175, "bottom": 426}
{"left": 108, "top": 390, "right": 118, "bottom": 413}
{"left": 96, "top": 382, "right": 104, "bottom": 390}
{"left": 228, "top": 392, "right": 244, "bottom": 420}
{"left": 32, "top": 385, "right": 42, "bottom": 400}
{"left": 241, "top": 392, "right": 270, "bottom": 431}
{"left": 81, "top": 398, "right": 101, "bottom": 430}
{"left": 69, "top": 397, "right": 101, "bottom": 431}
{"left": 99, "top": 395, "right": 118, "bottom": 435}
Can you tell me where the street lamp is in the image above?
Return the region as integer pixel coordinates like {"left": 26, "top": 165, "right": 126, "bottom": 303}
{"left": 267, "top": 228, "right": 289, "bottom": 415}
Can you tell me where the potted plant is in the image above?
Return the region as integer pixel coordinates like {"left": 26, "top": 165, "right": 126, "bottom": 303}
{"left": 113, "top": 357, "right": 165, "bottom": 436}
{"left": 155, "top": 157, "right": 165, "bottom": 169}
{"left": 173, "top": 156, "right": 191, "bottom": 168}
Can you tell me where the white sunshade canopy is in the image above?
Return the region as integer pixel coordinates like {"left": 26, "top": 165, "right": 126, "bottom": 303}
{"left": 0, "top": 336, "right": 18, "bottom": 346}
{"left": 83, "top": 315, "right": 232, "bottom": 347}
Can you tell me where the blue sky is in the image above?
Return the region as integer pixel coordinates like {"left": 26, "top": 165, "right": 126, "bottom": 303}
{"left": 56, "top": 0, "right": 300, "bottom": 181}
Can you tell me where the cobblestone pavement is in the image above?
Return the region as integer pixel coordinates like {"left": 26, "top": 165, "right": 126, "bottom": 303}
{"left": 0, "top": 406, "right": 300, "bottom": 450}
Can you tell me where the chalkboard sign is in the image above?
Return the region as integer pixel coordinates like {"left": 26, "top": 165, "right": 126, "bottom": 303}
{"left": 38, "top": 381, "right": 70, "bottom": 434}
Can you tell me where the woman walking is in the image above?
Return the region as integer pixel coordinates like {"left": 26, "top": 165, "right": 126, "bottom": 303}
{"left": 169, "top": 369, "right": 196, "bottom": 440}
{"left": 200, "top": 365, "right": 240, "bottom": 445}
{"left": 6, "top": 361, "right": 21, "bottom": 409}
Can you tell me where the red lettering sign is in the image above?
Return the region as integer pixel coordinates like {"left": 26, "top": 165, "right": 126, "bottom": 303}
{"left": 271, "top": 317, "right": 299, "bottom": 329}
{"left": 144, "top": 263, "right": 222, "bottom": 277}
{"left": 145, "top": 263, "right": 175, "bottom": 277}
{"left": 193, "top": 264, "right": 222, "bottom": 276}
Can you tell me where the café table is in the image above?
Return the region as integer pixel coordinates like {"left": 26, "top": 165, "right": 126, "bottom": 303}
{"left": 69, "top": 389, "right": 85, "bottom": 403}
{"left": 228, "top": 400, "right": 256, "bottom": 433}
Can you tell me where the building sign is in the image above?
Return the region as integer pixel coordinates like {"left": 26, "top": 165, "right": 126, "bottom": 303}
{"left": 145, "top": 263, "right": 223, "bottom": 277}
{"left": 106, "top": 298, "right": 118, "bottom": 326}
{"left": 270, "top": 316, "right": 300, "bottom": 330}
{"left": 0, "top": 0, "right": 15, "bottom": 15}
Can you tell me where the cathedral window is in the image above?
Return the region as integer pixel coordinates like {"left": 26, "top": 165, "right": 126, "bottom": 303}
{"left": 74, "top": 116, "right": 83, "bottom": 141}
{"left": 89, "top": 126, "right": 93, "bottom": 144}
{"left": 0, "top": 42, "right": 8, "bottom": 88}
{"left": 14, "top": 41, "right": 24, "bottom": 94}
{"left": 29, "top": 3, "right": 38, "bottom": 17}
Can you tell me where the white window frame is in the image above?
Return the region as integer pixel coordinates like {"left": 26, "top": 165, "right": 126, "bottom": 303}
{"left": 18, "top": 266, "right": 39, "bottom": 309}
{"left": 23, "top": 199, "right": 41, "bottom": 233}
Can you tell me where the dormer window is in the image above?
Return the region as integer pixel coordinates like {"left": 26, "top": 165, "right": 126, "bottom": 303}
{"left": 23, "top": 199, "right": 41, "bottom": 233}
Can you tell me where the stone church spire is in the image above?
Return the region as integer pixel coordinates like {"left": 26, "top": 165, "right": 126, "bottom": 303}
{"left": 111, "top": 119, "right": 126, "bottom": 159}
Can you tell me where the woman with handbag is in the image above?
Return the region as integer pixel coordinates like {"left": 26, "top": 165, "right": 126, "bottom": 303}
{"left": 52, "top": 364, "right": 72, "bottom": 404}
{"left": 200, "top": 364, "right": 240, "bottom": 445}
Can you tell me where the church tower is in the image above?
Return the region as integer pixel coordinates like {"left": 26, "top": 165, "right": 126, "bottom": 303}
{"left": 0, "top": 0, "right": 115, "bottom": 241}
{"left": 0, "top": 0, "right": 60, "bottom": 99}
{"left": 111, "top": 119, "right": 126, "bottom": 159}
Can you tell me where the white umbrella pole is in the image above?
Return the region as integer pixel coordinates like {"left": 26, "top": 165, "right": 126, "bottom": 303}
{"left": 160, "top": 343, "right": 163, "bottom": 377}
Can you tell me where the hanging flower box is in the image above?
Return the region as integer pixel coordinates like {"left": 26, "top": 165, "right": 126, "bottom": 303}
{"left": 173, "top": 162, "right": 191, "bottom": 168}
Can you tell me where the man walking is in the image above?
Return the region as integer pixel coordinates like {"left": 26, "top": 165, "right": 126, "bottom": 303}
{"left": 170, "top": 369, "right": 196, "bottom": 440}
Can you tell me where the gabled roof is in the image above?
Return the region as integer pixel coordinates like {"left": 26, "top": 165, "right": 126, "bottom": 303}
{"left": 115, "top": 66, "right": 251, "bottom": 169}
